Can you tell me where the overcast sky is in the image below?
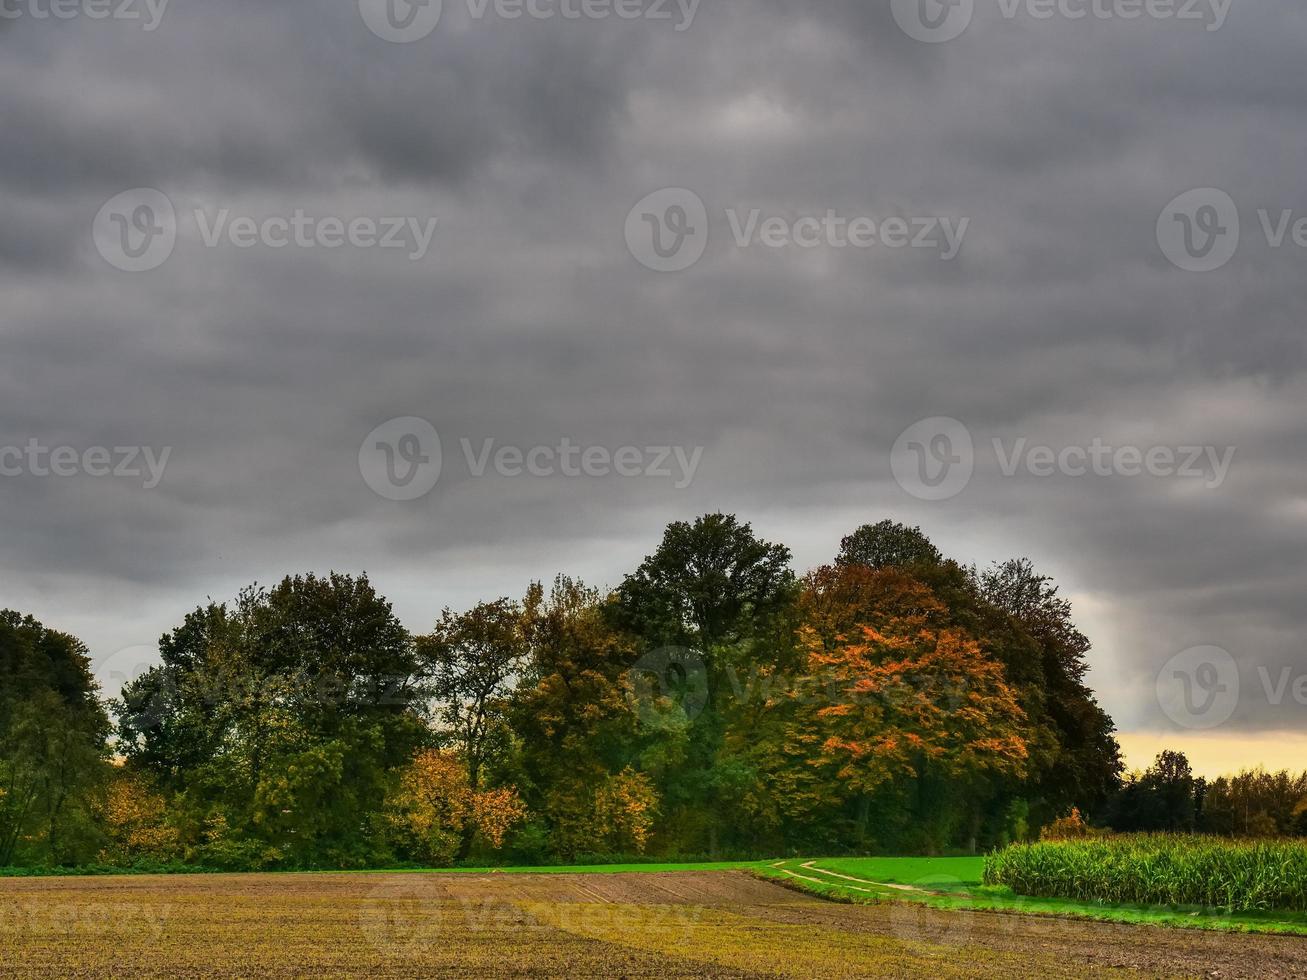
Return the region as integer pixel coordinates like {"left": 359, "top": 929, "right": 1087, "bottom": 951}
{"left": 2, "top": 0, "right": 1304, "bottom": 775}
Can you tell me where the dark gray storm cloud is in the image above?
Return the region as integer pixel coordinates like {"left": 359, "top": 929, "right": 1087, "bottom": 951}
{"left": 1, "top": 0, "right": 1305, "bottom": 740}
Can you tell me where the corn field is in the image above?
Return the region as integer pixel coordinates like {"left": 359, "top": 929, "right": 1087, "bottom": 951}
{"left": 984, "top": 835, "right": 1307, "bottom": 912}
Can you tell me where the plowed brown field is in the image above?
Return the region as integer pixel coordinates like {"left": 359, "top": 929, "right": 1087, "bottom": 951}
{"left": 3, "top": 871, "right": 1305, "bottom": 978}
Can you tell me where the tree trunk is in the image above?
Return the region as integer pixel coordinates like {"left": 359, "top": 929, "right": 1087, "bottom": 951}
{"left": 855, "top": 795, "right": 871, "bottom": 849}
{"left": 456, "top": 821, "right": 477, "bottom": 862}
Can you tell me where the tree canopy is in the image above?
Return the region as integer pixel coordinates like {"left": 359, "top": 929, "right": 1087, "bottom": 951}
{"left": 7, "top": 514, "right": 1255, "bottom": 872}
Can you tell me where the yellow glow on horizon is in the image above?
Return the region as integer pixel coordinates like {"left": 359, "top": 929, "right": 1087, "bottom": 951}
{"left": 1117, "top": 730, "right": 1307, "bottom": 780}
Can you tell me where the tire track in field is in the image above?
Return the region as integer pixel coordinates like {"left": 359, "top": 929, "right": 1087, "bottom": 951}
{"left": 798, "top": 860, "right": 935, "bottom": 894}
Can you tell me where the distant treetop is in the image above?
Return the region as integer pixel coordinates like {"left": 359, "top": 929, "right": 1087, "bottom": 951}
{"left": 836, "top": 519, "right": 943, "bottom": 571}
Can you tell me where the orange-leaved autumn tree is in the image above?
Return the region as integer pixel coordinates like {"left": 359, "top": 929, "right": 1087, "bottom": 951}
{"left": 759, "top": 565, "right": 1030, "bottom": 850}
{"left": 798, "top": 563, "right": 949, "bottom": 652}
{"left": 746, "top": 566, "right": 1025, "bottom": 836}
{"left": 800, "top": 622, "right": 1029, "bottom": 794}
{"left": 386, "top": 750, "right": 526, "bottom": 865}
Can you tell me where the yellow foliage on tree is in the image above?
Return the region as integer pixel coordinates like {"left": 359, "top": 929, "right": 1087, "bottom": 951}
{"left": 98, "top": 768, "right": 180, "bottom": 863}
{"left": 472, "top": 788, "right": 529, "bottom": 849}
{"left": 593, "top": 768, "right": 658, "bottom": 854}
{"left": 387, "top": 750, "right": 527, "bottom": 864}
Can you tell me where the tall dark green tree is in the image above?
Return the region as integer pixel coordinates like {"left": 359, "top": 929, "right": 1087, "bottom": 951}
{"left": 0, "top": 612, "right": 109, "bottom": 867}
{"left": 115, "top": 573, "right": 427, "bottom": 867}
{"left": 613, "top": 515, "right": 797, "bottom": 855}
{"left": 614, "top": 513, "right": 796, "bottom": 652}
{"left": 977, "top": 558, "right": 1123, "bottom": 822}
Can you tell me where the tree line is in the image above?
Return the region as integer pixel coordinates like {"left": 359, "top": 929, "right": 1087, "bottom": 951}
{"left": 1100, "top": 750, "right": 1307, "bottom": 838}
{"left": 0, "top": 514, "right": 1281, "bottom": 871}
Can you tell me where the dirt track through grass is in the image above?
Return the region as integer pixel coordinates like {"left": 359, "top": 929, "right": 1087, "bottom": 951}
{"left": 3, "top": 871, "right": 1306, "bottom": 978}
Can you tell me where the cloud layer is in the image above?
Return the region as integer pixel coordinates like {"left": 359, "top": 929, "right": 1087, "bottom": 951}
{"left": 2, "top": 0, "right": 1305, "bottom": 740}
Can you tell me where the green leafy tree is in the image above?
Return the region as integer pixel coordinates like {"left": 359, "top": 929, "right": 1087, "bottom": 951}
{"left": 4, "top": 517, "right": 1139, "bottom": 866}
{"left": 1201, "top": 768, "right": 1307, "bottom": 837}
{"left": 837, "top": 520, "right": 943, "bottom": 571}
{"left": 418, "top": 598, "right": 528, "bottom": 793}
{"left": 115, "top": 574, "right": 426, "bottom": 867}
{"left": 615, "top": 513, "right": 795, "bottom": 651}
{"left": 1105, "top": 751, "right": 1201, "bottom": 832}
{"left": 510, "top": 577, "right": 647, "bottom": 858}
{"left": 0, "top": 612, "right": 109, "bottom": 867}
{"left": 612, "top": 515, "right": 797, "bottom": 854}
{"left": 417, "top": 597, "right": 529, "bottom": 856}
